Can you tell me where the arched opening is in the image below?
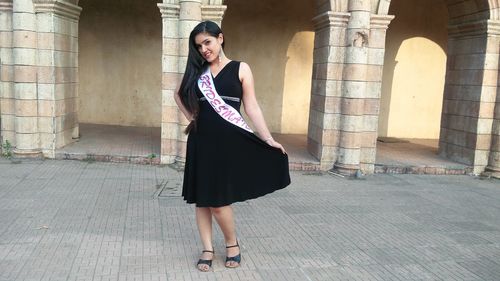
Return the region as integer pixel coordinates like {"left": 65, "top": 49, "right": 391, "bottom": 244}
{"left": 376, "top": 0, "right": 463, "bottom": 169}
{"left": 282, "top": 31, "right": 315, "bottom": 135}
{"left": 59, "top": 0, "right": 162, "bottom": 162}
{"left": 379, "top": 37, "right": 446, "bottom": 139}
{"left": 222, "top": 0, "right": 316, "bottom": 167}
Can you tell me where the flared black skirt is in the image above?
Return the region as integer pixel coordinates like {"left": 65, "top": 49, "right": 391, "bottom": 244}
{"left": 182, "top": 101, "right": 291, "bottom": 207}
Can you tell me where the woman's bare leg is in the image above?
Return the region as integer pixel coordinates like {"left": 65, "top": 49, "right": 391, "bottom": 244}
{"left": 196, "top": 207, "right": 214, "bottom": 271}
{"left": 210, "top": 205, "right": 240, "bottom": 267}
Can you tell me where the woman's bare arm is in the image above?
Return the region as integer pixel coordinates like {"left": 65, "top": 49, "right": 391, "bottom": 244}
{"left": 240, "top": 62, "right": 286, "bottom": 154}
{"left": 174, "top": 86, "right": 194, "bottom": 122}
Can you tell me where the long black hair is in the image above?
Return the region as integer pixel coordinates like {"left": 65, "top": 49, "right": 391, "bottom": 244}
{"left": 178, "top": 20, "right": 224, "bottom": 134}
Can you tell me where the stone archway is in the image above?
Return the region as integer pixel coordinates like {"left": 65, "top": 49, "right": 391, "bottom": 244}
{"left": 377, "top": 0, "right": 500, "bottom": 174}
{"left": 377, "top": 0, "right": 448, "bottom": 170}
{"left": 152, "top": 0, "right": 499, "bottom": 175}
{"left": 307, "top": 0, "right": 499, "bottom": 175}
{"left": 0, "top": 0, "right": 82, "bottom": 158}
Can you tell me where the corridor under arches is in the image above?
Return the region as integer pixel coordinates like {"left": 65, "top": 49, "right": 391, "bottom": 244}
{"left": 57, "top": 0, "right": 471, "bottom": 173}
{"left": 56, "top": 0, "right": 162, "bottom": 161}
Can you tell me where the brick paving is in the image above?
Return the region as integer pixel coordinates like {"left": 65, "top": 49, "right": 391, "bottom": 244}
{"left": 0, "top": 159, "right": 499, "bottom": 281}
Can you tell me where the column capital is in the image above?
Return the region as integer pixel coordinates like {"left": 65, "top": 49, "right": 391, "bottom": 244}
{"left": 202, "top": 0, "right": 223, "bottom": 4}
{"left": 312, "top": 11, "right": 350, "bottom": 31}
{"left": 32, "top": 0, "right": 82, "bottom": 20}
{"left": 158, "top": 3, "right": 180, "bottom": 18}
{"left": 449, "top": 19, "right": 500, "bottom": 38}
{"left": 0, "top": 0, "right": 12, "bottom": 11}
{"left": 486, "top": 20, "right": 500, "bottom": 36}
{"left": 370, "top": 14, "right": 394, "bottom": 30}
{"left": 201, "top": 4, "right": 226, "bottom": 24}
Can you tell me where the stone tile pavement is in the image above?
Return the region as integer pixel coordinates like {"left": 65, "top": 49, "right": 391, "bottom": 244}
{"left": 0, "top": 159, "right": 499, "bottom": 281}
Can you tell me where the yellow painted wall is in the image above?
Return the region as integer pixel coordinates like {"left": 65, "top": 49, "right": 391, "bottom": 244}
{"left": 282, "top": 31, "right": 314, "bottom": 134}
{"left": 223, "top": 0, "right": 314, "bottom": 134}
{"left": 379, "top": 0, "right": 448, "bottom": 139}
{"left": 78, "top": 0, "right": 162, "bottom": 127}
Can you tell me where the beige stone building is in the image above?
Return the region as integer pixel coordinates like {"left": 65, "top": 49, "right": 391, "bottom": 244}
{"left": 0, "top": 0, "right": 499, "bottom": 176}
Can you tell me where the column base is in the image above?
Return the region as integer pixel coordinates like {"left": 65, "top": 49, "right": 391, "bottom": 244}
{"left": 13, "top": 149, "right": 44, "bottom": 159}
{"left": 319, "top": 160, "right": 334, "bottom": 171}
{"left": 72, "top": 125, "right": 80, "bottom": 140}
{"left": 483, "top": 165, "right": 500, "bottom": 179}
{"left": 333, "top": 162, "right": 361, "bottom": 177}
{"left": 161, "top": 155, "right": 176, "bottom": 165}
{"left": 162, "top": 156, "right": 185, "bottom": 171}
{"left": 174, "top": 156, "right": 186, "bottom": 169}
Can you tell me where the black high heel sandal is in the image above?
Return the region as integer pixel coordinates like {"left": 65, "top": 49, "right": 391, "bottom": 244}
{"left": 197, "top": 249, "right": 214, "bottom": 272}
{"left": 225, "top": 242, "right": 241, "bottom": 268}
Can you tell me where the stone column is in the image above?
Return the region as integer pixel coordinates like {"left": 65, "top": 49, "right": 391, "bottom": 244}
{"left": 158, "top": 0, "right": 181, "bottom": 164}
{"left": 0, "top": 0, "right": 14, "bottom": 147}
{"left": 486, "top": 20, "right": 500, "bottom": 177}
{"left": 32, "top": 0, "right": 81, "bottom": 158}
{"left": 178, "top": 0, "right": 201, "bottom": 80}
{"left": 174, "top": 0, "right": 201, "bottom": 163}
{"left": 333, "top": 0, "right": 371, "bottom": 176}
{"left": 486, "top": 87, "right": 500, "bottom": 177}
{"left": 359, "top": 14, "right": 393, "bottom": 174}
{"left": 201, "top": 0, "right": 226, "bottom": 27}
{"left": 159, "top": 0, "right": 203, "bottom": 165}
{"left": 308, "top": 11, "right": 349, "bottom": 170}
{"left": 12, "top": 0, "right": 41, "bottom": 157}
{"left": 440, "top": 19, "right": 500, "bottom": 175}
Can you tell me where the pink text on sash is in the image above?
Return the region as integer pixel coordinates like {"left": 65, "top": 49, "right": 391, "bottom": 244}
{"left": 198, "top": 73, "right": 252, "bottom": 132}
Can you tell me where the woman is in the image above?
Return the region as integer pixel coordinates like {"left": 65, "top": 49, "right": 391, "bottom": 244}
{"left": 174, "top": 21, "right": 291, "bottom": 272}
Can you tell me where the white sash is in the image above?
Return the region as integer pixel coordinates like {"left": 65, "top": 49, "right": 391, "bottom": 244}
{"left": 197, "top": 68, "right": 254, "bottom": 133}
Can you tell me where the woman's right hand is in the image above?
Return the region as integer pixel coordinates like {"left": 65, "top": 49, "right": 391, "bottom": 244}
{"left": 266, "top": 139, "right": 286, "bottom": 154}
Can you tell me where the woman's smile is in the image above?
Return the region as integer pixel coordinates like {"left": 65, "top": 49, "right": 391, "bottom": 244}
{"left": 203, "top": 51, "right": 213, "bottom": 60}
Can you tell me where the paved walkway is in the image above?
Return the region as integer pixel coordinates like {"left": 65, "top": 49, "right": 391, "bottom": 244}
{"left": 0, "top": 159, "right": 499, "bottom": 281}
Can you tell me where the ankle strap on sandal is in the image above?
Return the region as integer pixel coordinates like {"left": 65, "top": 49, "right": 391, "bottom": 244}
{"left": 202, "top": 250, "right": 214, "bottom": 253}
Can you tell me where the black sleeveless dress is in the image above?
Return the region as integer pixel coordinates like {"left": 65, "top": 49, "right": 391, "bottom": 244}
{"left": 182, "top": 61, "right": 291, "bottom": 207}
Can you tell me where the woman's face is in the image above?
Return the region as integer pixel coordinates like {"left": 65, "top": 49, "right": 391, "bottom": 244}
{"left": 194, "top": 32, "right": 223, "bottom": 63}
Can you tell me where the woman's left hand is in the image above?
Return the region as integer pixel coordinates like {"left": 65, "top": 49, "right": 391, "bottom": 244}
{"left": 267, "top": 139, "right": 286, "bottom": 154}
